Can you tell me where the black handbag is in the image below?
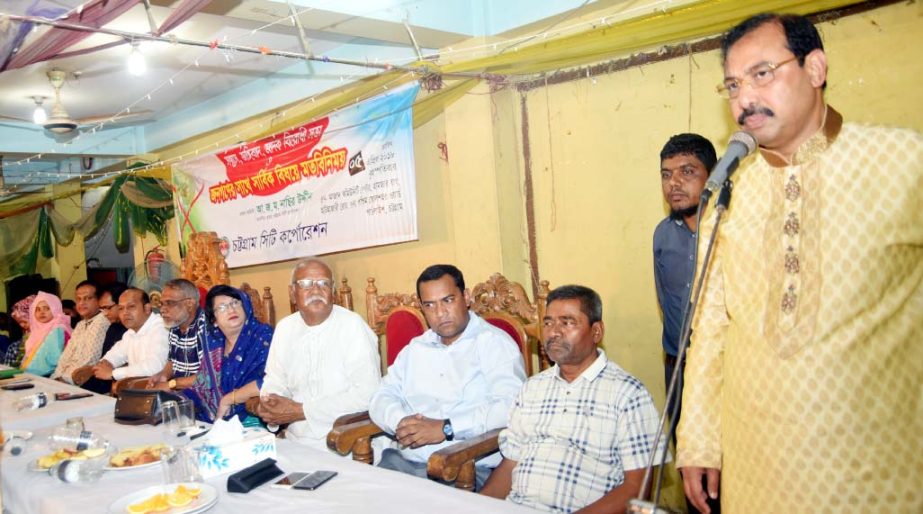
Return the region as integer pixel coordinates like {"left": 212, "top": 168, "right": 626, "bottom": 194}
{"left": 113, "top": 388, "right": 184, "bottom": 425}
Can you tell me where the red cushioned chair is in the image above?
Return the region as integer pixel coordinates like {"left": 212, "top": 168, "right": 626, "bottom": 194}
{"left": 383, "top": 307, "right": 427, "bottom": 367}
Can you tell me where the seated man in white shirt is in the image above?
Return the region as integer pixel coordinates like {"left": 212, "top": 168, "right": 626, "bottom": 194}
{"left": 480, "top": 285, "right": 667, "bottom": 514}
{"left": 91, "top": 288, "right": 169, "bottom": 383}
{"left": 369, "top": 264, "right": 526, "bottom": 489}
{"left": 258, "top": 257, "right": 381, "bottom": 450}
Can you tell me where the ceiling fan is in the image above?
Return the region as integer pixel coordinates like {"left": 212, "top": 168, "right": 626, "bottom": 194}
{"left": 0, "top": 69, "right": 151, "bottom": 142}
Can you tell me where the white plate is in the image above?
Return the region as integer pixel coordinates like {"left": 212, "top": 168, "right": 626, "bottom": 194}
{"left": 108, "top": 482, "right": 217, "bottom": 514}
{"left": 106, "top": 444, "right": 167, "bottom": 470}
{"left": 104, "top": 459, "right": 161, "bottom": 471}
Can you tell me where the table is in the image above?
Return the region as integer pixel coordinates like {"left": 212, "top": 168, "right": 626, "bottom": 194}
{"left": 1, "top": 412, "right": 535, "bottom": 514}
{"left": 0, "top": 373, "right": 115, "bottom": 431}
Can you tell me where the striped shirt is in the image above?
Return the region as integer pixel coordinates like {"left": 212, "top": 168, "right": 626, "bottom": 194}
{"left": 167, "top": 309, "right": 206, "bottom": 377}
{"left": 500, "top": 350, "right": 668, "bottom": 513}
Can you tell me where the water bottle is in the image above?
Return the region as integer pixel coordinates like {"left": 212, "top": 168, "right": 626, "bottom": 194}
{"left": 48, "top": 428, "right": 106, "bottom": 452}
{"left": 49, "top": 456, "right": 106, "bottom": 483}
{"left": 14, "top": 392, "right": 49, "bottom": 411}
{"left": 5, "top": 436, "right": 25, "bottom": 456}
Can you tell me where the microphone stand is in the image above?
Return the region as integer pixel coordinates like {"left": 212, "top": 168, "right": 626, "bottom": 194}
{"left": 630, "top": 180, "right": 733, "bottom": 514}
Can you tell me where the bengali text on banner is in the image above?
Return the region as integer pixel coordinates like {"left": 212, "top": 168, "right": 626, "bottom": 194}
{"left": 171, "top": 83, "right": 420, "bottom": 268}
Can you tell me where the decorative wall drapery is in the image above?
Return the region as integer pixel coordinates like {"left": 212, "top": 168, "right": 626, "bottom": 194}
{"left": 0, "top": 174, "right": 174, "bottom": 278}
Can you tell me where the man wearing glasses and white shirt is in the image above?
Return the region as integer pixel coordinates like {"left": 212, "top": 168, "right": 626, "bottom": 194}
{"left": 258, "top": 257, "right": 381, "bottom": 450}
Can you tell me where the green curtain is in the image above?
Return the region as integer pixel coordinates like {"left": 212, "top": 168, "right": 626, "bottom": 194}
{"left": 0, "top": 174, "right": 174, "bottom": 278}
{"left": 0, "top": 209, "right": 53, "bottom": 278}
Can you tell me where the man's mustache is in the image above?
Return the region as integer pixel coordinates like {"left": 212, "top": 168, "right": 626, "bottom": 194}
{"left": 737, "top": 106, "right": 774, "bottom": 126}
{"left": 304, "top": 295, "right": 329, "bottom": 305}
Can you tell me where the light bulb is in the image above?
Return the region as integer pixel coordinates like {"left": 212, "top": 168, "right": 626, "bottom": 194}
{"left": 33, "top": 103, "right": 47, "bottom": 124}
{"left": 127, "top": 43, "right": 147, "bottom": 76}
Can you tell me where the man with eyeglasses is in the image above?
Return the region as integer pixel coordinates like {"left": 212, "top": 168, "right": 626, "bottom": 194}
{"left": 676, "top": 13, "right": 923, "bottom": 514}
{"left": 148, "top": 279, "right": 208, "bottom": 393}
{"left": 51, "top": 280, "right": 110, "bottom": 384}
{"left": 258, "top": 257, "right": 380, "bottom": 450}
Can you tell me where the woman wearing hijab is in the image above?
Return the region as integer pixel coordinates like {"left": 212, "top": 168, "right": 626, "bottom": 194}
{"left": 2, "top": 295, "right": 35, "bottom": 367}
{"left": 21, "top": 291, "right": 72, "bottom": 376}
{"left": 184, "top": 285, "right": 272, "bottom": 424}
{"left": 22, "top": 292, "right": 72, "bottom": 376}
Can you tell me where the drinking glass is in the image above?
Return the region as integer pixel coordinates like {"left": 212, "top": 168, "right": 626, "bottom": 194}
{"left": 160, "top": 445, "right": 202, "bottom": 486}
{"left": 176, "top": 399, "right": 196, "bottom": 435}
{"left": 161, "top": 400, "right": 181, "bottom": 439}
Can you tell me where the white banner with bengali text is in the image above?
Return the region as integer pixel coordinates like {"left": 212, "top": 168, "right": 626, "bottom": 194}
{"left": 171, "top": 83, "right": 419, "bottom": 268}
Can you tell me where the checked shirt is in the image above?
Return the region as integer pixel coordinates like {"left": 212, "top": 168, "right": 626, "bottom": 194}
{"left": 500, "top": 350, "right": 667, "bottom": 513}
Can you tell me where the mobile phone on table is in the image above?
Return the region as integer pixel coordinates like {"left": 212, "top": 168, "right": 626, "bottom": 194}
{"left": 293, "top": 470, "right": 338, "bottom": 490}
{"left": 54, "top": 392, "right": 92, "bottom": 401}
{"left": 1, "top": 383, "right": 34, "bottom": 391}
{"left": 271, "top": 472, "right": 311, "bottom": 489}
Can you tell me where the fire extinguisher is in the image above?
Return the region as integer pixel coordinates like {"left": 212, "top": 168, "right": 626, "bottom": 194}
{"left": 145, "top": 246, "right": 166, "bottom": 282}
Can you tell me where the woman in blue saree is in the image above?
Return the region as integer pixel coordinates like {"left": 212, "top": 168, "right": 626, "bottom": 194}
{"left": 185, "top": 285, "right": 272, "bottom": 423}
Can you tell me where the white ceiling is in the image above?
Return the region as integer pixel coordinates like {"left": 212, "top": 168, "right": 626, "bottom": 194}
{"left": 0, "top": 0, "right": 625, "bottom": 199}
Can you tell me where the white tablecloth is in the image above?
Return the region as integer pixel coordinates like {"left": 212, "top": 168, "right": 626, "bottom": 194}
{"left": 1, "top": 412, "right": 534, "bottom": 514}
{"left": 0, "top": 374, "right": 115, "bottom": 431}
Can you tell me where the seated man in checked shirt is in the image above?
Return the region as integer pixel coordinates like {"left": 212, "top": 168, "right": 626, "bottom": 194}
{"left": 481, "top": 285, "right": 668, "bottom": 514}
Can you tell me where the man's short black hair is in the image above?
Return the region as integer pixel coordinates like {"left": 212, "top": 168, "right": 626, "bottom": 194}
{"left": 104, "top": 282, "right": 128, "bottom": 303}
{"left": 722, "top": 13, "right": 826, "bottom": 89}
{"left": 205, "top": 285, "right": 245, "bottom": 324}
{"left": 416, "top": 264, "right": 465, "bottom": 299}
{"left": 122, "top": 287, "right": 150, "bottom": 305}
{"left": 546, "top": 285, "right": 603, "bottom": 325}
{"left": 75, "top": 280, "right": 100, "bottom": 298}
{"left": 660, "top": 133, "right": 717, "bottom": 173}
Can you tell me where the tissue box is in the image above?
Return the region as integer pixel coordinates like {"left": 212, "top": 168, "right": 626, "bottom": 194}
{"left": 195, "top": 429, "right": 277, "bottom": 478}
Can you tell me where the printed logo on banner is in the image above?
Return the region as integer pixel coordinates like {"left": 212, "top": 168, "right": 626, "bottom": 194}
{"left": 348, "top": 152, "right": 366, "bottom": 176}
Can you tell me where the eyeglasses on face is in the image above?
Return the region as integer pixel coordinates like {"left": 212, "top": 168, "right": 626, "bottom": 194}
{"left": 214, "top": 299, "right": 242, "bottom": 314}
{"left": 99, "top": 304, "right": 116, "bottom": 311}
{"left": 294, "top": 278, "right": 332, "bottom": 290}
{"left": 160, "top": 297, "right": 192, "bottom": 309}
{"left": 716, "top": 56, "right": 799, "bottom": 99}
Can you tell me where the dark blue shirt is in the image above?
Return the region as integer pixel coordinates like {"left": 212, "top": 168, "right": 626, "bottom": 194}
{"left": 653, "top": 217, "right": 697, "bottom": 356}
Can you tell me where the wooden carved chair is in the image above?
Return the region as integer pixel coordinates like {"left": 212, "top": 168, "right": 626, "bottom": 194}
{"left": 180, "top": 231, "right": 230, "bottom": 293}
{"left": 327, "top": 273, "right": 550, "bottom": 491}
{"left": 469, "top": 273, "right": 551, "bottom": 376}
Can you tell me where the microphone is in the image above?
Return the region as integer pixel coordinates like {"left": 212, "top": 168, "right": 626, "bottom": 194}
{"left": 704, "top": 131, "right": 757, "bottom": 194}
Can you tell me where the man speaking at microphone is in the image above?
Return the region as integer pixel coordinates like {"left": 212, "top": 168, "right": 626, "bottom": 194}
{"left": 676, "top": 13, "right": 923, "bottom": 514}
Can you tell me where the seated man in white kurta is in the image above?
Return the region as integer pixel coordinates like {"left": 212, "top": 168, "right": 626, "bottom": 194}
{"left": 258, "top": 257, "right": 381, "bottom": 450}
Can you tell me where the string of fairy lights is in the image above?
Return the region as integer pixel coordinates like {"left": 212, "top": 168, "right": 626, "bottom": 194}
{"left": 1, "top": 0, "right": 683, "bottom": 196}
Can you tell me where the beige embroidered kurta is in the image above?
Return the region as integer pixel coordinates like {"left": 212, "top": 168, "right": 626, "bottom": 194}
{"left": 676, "top": 107, "right": 923, "bottom": 513}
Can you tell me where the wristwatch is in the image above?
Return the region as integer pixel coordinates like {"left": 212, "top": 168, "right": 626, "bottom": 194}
{"left": 442, "top": 419, "right": 454, "bottom": 442}
{"left": 167, "top": 379, "right": 177, "bottom": 390}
